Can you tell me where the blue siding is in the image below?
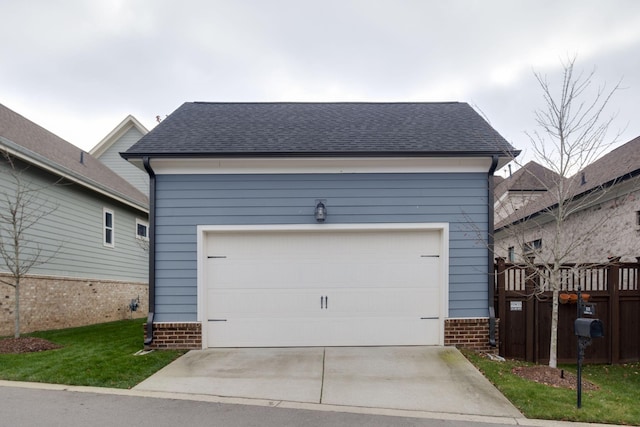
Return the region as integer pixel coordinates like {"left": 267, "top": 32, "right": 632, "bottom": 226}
{"left": 154, "top": 173, "right": 489, "bottom": 321}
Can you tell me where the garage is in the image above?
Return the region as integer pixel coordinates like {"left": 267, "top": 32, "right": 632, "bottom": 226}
{"left": 200, "top": 224, "right": 447, "bottom": 347}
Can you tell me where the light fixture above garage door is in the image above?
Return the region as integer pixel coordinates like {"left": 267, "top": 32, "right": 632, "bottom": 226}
{"left": 314, "top": 199, "right": 327, "bottom": 222}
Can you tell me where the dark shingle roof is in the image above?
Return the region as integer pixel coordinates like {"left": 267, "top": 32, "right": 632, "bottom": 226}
{"left": 0, "top": 103, "right": 148, "bottom": 211}
{"left": 123, "top": 102, "right": 518, "bottom": 158}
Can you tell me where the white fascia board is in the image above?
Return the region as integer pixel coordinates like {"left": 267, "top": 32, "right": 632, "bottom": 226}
{"left": 150, "top": 157, "right": 494, "bottom": 175}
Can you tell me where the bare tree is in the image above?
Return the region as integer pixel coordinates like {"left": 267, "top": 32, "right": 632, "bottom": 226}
{"left": 0, "top": 152, "right": 60, "bottom": 338}
{"left": 495, "top": 57, "right": 625, "bottom": 368}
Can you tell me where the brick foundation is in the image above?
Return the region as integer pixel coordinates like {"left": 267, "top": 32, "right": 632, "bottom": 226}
{"left": 444, "top": 318, "right": 499, "bottom": 353}
{"left": 144, "top": 322, "right": 202, "bottom": 349}
{"left": 0, "top": 273, "right": 148, "bottom": 336}
{"left": 145, "top": 319, "right": 499, "bottom": 352}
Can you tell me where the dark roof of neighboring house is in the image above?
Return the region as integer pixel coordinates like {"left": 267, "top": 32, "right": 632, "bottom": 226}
{"left": 494, "top": 161, "right": 560, "bottom": 200}
{"left": 122, "top": 102, "right": 519, "bottom": 158}
{"left": 495, "top": 136, "right": 640, "bottom": 230}
{"left": 577, "top": 136, "right": 640, "bottom": 190}
{"left": 0, "top": 103, "right": 148, "bottom": 211}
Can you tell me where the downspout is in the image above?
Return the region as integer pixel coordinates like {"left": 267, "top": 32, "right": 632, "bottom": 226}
{"left": 143, "top": 157, "right": 156, "bottom": 346}
{"left": 487, "top": 155, "right": 499, "bottom": 347}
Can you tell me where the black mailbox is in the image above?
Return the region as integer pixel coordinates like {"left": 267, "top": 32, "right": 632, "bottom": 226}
{"left": 574, "top": 318, "right": 604, "bottom": 338}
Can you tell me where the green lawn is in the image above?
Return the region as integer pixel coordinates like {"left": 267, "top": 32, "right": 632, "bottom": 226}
{"left": 0, "top": 319, "right": 185, "bottom": 389}
{"left": 463, "top": 349, "right": 640, "bottom": 425}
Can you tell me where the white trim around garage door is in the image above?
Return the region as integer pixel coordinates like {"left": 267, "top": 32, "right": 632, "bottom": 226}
{"left": 196, "top": 223, "right": 449, "bottom": 349}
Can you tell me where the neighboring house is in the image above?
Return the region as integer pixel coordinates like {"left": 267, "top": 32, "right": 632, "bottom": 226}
{"left": 122, "top": 102, "right": 518, "bottom": 350}
{"left": 0, "top": 103, "right": 149, "bottom": 335}
{"left": 494, "top": 161, "right": 559, "bottom": 226}
{"left": 90, "top": 115, "right": 149, "bottom": 196}
{"left": 494, "top": 136, "right": 640, "bottom": 263}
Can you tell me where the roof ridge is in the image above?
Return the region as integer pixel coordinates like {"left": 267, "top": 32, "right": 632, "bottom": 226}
{"left": 190, "top": 101, "right": 462, "bottom": 105}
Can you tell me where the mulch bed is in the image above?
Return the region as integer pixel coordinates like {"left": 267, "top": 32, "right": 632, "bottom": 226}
{"left": 0, "top": 337, "right": 62, "bottom": 354}
{"left": 512, "top": 365, "right": 599, "bottom": 391}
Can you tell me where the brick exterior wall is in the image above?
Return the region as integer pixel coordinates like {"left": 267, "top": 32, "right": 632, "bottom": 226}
{"left": 144, "top": 322, "right": 202, "bottom": 349}
{"left": 445, "top": 318, "right": 499, "bottom": 353}
{"left": 0, "top": 273, "right": 148, "bottom": 336}
{"left": 496, "top": 188, "right": 640, "bottom": 263}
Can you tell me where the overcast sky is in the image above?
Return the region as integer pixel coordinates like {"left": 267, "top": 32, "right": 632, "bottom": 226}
{"left": 2, "top": 0, "right": 639, "bottom": 175}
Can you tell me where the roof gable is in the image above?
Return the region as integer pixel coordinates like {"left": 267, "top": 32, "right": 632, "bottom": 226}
{"left": 90, "top": 115, "right": 149, "bottom": 158}
{"left": 0, "top": 103, "right": 148, "bottom": 211}
{"left": 494, "top": 161, "right": 560, "bottom": 199}
{"left": 123, "top": 102, "right": 518, "bottom": 158}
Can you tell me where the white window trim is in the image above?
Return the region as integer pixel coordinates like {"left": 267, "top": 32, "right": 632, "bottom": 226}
{"left": 136, "top": 218, "right": 149, "bottom": 241}
{"left": 103, "top": 208, "right": 115, "bottom": 248}
{"left": 523, "top": 239, "right": 542, "bottom": 256}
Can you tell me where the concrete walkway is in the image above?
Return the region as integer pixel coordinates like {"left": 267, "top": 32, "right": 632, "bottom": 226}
{"left": 134, "top": 346, "right": 523, "bottom": 419}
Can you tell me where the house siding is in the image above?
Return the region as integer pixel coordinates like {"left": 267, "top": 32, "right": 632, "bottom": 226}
{"left": 0, "top": 158, "right": 148, "bottom": 283}
{"left": 94, "top": 127, "right": 149, "bottom": 196}
{"left": 154, "top": 173, "right": 489, "bottom": 322}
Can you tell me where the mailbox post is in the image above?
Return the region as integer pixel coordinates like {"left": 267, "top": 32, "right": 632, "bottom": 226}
{"left": 574, "top": 286, "right": 604, "bottom": 408}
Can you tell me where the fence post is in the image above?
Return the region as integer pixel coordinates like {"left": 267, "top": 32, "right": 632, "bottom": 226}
{"left": 607, "top": 257, "right": 620, "bottom": 364}
{"left": 496, "top": 257, "right": 506, "bottom": 357}
{"left": 525, "top": 257, "right": 537, "bottom": 363}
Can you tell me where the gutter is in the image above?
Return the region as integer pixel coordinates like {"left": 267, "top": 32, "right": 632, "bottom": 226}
{"left": 121, "top": 149, "right": 521, "bottom": 160}
{"left": 487, "top": 155, "right": 499, "bottom": 347}
{"left": 142, "top": 157, "right": 156, "bottom": 346}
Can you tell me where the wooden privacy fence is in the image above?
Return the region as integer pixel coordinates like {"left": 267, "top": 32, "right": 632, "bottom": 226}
{"left": 494, "top": 257, "right": 640, "bottom": 364}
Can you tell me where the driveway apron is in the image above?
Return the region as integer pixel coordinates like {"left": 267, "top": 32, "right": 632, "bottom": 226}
{"left": 134, "top": 346, "right": 522, "bottom": 418}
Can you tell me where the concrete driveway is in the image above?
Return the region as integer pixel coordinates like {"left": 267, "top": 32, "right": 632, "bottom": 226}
{"left": 134, "top": 346, "right": 522, "bottom": 418}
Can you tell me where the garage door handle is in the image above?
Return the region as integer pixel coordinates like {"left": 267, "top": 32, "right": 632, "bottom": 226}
{"left": 320, "top": 296, "right": 329, "bottom": 309}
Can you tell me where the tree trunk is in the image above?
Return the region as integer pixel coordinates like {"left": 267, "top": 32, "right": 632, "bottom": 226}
{"left": 14, "top": 278, "right": 20, "bottom": 338}
{"left": 549, "top": 287, "right": 559, "bottom": 368}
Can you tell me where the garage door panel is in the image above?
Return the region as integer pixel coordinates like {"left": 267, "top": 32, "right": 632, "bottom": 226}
{"left": 208, "top": 317, "right": 440, "bottom": 347}
{"left": 208, "top": 289, "right": 321, "bottom": 317}
{"left": 207, "top": 230, "right": 441, "bottom": 259}
{"left": 209, "top": 258, "right": 440, "bottom": 290}
{"left": 326, "top": 288, "right": 440, "bottom": 317}
{"left": 208, "top": 288, "right": 439, "bottom": 318}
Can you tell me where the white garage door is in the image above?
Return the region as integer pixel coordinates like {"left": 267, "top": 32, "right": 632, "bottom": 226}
{"left": 204, "top": 227, "right": 443, "bottom": 347}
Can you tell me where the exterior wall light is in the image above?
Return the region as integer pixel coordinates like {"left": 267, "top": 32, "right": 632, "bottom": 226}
{"left": 314, "top": 200, "right": 327, "bottom": 223}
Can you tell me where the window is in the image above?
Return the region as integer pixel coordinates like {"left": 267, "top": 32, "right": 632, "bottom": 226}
{"left": 103, "top": 208, "right": 114, "bottom": 247}
{"left": 508, "top": 246, "right": 515, "bottom": 262}
{"left": 636, "top": 211, "right": 640, "bottom": 230}
{"left": 523, "top": 239, "right": 542, "bottom": 254}
{"left": 136, "top": 219, "right": 149, "bottom": 241}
